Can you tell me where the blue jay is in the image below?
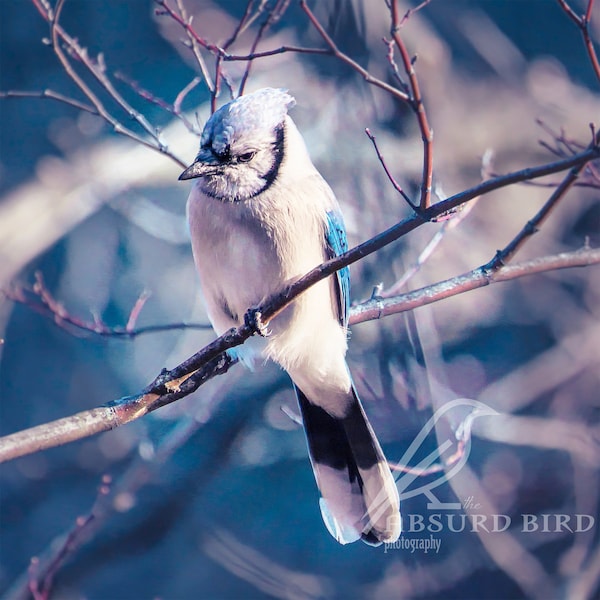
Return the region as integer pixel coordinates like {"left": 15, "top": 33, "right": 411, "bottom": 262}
{"left": 180, "top": 88, "right": 400, "bottom": 545}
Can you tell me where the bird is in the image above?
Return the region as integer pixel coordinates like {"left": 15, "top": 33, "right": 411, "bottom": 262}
{"left": 179, "top": 87, "right": 400, "bottom": 545}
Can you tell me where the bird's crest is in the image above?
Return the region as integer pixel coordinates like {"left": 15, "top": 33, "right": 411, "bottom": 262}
{"left": 202, "top": 88, "right": 296, "bottom": 156}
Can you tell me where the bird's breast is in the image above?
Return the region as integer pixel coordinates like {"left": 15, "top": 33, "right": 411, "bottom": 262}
{"left": 188, "top": 191, "right": 285, "bottom": 324}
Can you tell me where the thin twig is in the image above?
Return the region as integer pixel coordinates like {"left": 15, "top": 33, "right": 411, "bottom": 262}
{"left": 390, "top": 0, "right": 434, "bottom": 211}
{"left": 114, "top": 71, "right": 200, "bottom": 134}
{"left": 487, "top": 131, "right": 600, "bottom": 269}
{"left": 381, "top": 198, "right": 478, "bottom": 296}
{"left": 155, "top": 0, "right": 221, "bottom": 58}
{"left": 214, "top": 0, "right": 257, "bottom": 109}
{"left": 154, "top": 0, "right": 254, "bottom": 110}
{"left": 222, "top": 0, "right": 260, "bottom": 44}
{"left": 365, "top": 128, "right": 416, "bottom": 208}
{"left": 28, "top": 0, "right": 186, "bottom": 167}
{"left": 398, "top": 0, "right": 434, "bottom": 28}
{"left": 174, "top": 0, "right": 215, "bottom": 92}
{"left": 299, "top": 0, "right": 411, "bottom": 102}
{"left": 300, "top": 0, "right": 433, "bottom": 210}
{"left": 488, "top": 178, "right": 599, "bottom": 190}
{"left": 238, "top": 0, "right": 291, "bottom": 96}
{"left": 173, "top": 75, "right": 202, "bottom": 114}
{"left": 222, "top": 45, "right": 331, "bottom": 61}
{"left": 153, "top": 0, "right": 327, "bottom": 112}
{"left": 557, "top": 0, "right": 600, "bottom": 83}
{"left": 0, "top": 89, "right": 97, "bottom": 114}
{"left": 50, "top": 0, "right": 158, "bottom": 143}
{"left": 238, "top": 4, "right": 272, "bottom": 96}
{"left": 3, "top": 274, "right": 212, "bottom": 338}
{"left": 383, "top": 37, "right": 409, "bottom": 91}
{"left": 28, "top": 476, "right": 110, "bottom": 599}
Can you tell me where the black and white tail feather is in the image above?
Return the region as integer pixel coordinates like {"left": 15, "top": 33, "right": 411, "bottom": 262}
{"left": 296, "top": 385, "right": 401, "bottom": 545}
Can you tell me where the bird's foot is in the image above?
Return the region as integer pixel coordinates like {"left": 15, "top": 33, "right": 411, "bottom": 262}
{"left": 244, "top": 307, "right": 271, "bottom": 337}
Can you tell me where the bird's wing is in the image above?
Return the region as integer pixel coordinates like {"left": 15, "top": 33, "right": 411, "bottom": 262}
{"left": 325, "top": 210, "right": 350, "bottom": 327}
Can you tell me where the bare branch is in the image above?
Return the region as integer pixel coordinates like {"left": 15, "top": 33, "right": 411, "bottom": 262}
{"left": 173, "top": 75, "right": 202, "bottom": 114}
{"left": 213, "top": 0, "right": 258, "bottom": 109}
{"left": 398, "top": 0, "right": 434, "bottom": 28}
{"left": 299, "top": 0, "right": 411, "bottom": 102}
{"left": 365, "top": 128, "right": 416, "bottom": 209}
{"left": 25, "top": 0, "right": 187, "bottom": 167}
{"left": 300, "top": 0, "right": 433, "bottom": 211}
{"left": 174, "top": 0, "right": 215, "bottom": 92}
{"left": 263, "top": 143, "right": 599, "bottom": 328}
{"left": 487, "top": 131, "right": 599, "bottom": 269}
{"left": 238, "top": 0, "right": 291, "bottom": 96}
{"left": 3, "top": 273, "right": 211, "bottom": 338}
{"left": 220, "top": 45, "right": 331, "bottom": 61}
{"left": 154, "top": 0, "right": 251, "bottom": 110}
{"left": 1, "top": 243, "right": 598, "bottom": 465}
{"left": 114, "top": 71, "right": 200, "bottom": 134}
{"left": 0, "top": 89, "right": 97, "bottom": 114}
{"left": 0, "top": 351, "right": 235, "bottom": 464}
{"left": 389, "top": 0, "right": 434, "bottom": 211}
{"left": 351, "top": 246, "right": 600, "bottom": 325}
{"left": 557, "top": 0, "right": 600, "bottom": 83}
{"left": 381, "top": 193, "right": 479, "bottom": 296}
{"left": 28, "top": 477, "right": 110, "bottom": 599}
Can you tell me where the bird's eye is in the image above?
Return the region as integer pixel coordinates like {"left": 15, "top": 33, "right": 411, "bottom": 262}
{"left": 238, "top": 151, "right": 256, "bottom": 163}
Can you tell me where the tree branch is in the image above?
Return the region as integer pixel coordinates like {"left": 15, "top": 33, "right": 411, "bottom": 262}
{"left": 237, "top": 0, "right": 291, "bottom": 97}
{"left": 0, "top": 352, "right": 235, "bottom": 463}
{"left": 365, "top": 128, "right": 417, "bottom": 209}
{"left": 299, "top": 0, "right": 411, "bottom": 102}
{"left": 351, "top": 246, "right": 600, "bottom": 324}
{"left": 2, "top": 273, "right": 212, "bottom": 338}
{"left": 389, "top": 0, "right": 434, "bottom": 210}
{"left": 487, "top": 130, "right": 600, "bottom": 269}
{"left": 557, "top": 0, "right": 600, "bottom": 84}
{"left": 257, "top": 143, "right": 599, "bottom": 328}
{"left": 114, "top": 71, "right": 201, "bottom": 135}
{"left": 27, "top": 0, "right": 186, "bottom": 167}
{"left": 1, "top": 244, "right": 598, "bottom": 465}
{"left": 0, "top": 89, "right": 97, "bottom": 114}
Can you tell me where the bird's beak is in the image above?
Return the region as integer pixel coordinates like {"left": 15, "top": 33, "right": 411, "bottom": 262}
{"left": 179, "top": 160, "right": 210, "bottom": 181}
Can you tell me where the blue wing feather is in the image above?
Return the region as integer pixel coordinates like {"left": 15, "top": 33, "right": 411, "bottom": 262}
{"left": 325, "top": 211, "right": 350, "bottom": 327}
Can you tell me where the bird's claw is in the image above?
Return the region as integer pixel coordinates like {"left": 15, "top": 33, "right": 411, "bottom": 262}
{"left": 244, "top": 308, "right": 271, "bottom": 337}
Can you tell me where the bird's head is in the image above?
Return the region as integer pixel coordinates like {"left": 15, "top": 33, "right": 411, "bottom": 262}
{"left": 179, "top": 88, "right": 296, "bottom": 202}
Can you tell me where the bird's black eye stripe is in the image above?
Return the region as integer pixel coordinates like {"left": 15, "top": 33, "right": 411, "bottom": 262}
{"left": 210, "top": 143, "right": 231, "bottom": 163}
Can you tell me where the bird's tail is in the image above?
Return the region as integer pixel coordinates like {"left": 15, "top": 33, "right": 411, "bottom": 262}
{"left": 295, "top": 385, "right": 401, "bottom": 545}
